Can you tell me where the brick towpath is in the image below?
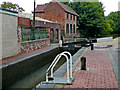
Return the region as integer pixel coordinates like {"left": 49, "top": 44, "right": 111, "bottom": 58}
{"left": 64, "top": 48, "right": 119, "bottom": 89}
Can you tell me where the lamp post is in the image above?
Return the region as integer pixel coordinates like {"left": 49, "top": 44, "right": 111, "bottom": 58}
{"left": 32, "top": 0, "right": 36, "bottom": 40}
{"left": 33, "top": 0, "right": 35, "bottom": 30}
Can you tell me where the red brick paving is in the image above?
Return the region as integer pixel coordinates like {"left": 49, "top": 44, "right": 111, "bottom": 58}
{"left": 0, "top": 46, "right": 48, "bottom": 64}
{"left": 64, "top": 48, "right": 119, "bottom": 89}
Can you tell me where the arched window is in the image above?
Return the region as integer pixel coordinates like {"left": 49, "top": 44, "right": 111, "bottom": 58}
{"left": 66, "top": 23, "right": 69, "bottom": 34}
{"left": 70, "top": 24, "right": 72, "bottom": 34}
{"left": 73, "top": 24, "right": 75, "bottom": 33}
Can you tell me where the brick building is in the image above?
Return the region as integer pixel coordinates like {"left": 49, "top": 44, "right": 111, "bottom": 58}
{"left": 18, "top": 12, "right": 60, "bottom": 42}
{"left": 35, "top": 1, "right": 79, "bottom": 38}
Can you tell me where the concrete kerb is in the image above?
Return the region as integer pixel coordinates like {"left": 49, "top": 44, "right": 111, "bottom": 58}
{"left": 107, "top": 46, "right": 120, "bottom": 88}
{"left": 2, "top": 45, "right": 59, "bottom": 68}
{"left": 35, "top": 47, "right": 86, "bottom": 89}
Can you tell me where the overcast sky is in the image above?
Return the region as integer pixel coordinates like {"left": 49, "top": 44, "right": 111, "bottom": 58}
{"left": 0, "top": 0, "right": 119, "bottom": 16}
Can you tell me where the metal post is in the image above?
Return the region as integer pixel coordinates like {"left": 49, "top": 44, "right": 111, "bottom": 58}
{"left": 91, "top": 44, "right": 94, "bottom": 50}
{"left": 32, "top": 0, "right": 36, "bottom": 40}
{"left": 63, "top": 51, "right": 72, "bottom": 79}
{"left": 51, "top": 55, "right": 61, "bottom": 77}
{"left": 67, "top": 55, "right": 70, "bottom": 83}
{"left": 59, "top": 40, "right": 62, "bottom": 47}
{"left": 46, "top": 73, "right": 48, "bottom": 82}
{"left": 81, "top": 56, "right": 86, "bottom": 70}
{"left": 70, "top": 57, "right": 72, "bottom": 79}
{"left": 33, "top": 0, "right": 35, "bottom": 30}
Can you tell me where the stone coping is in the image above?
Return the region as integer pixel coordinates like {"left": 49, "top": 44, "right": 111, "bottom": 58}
{"left": 22, "top": 38, "right": 49, "bottom": 44}
{"left": 1, "top": 45, "right": 58, "bottom": 68}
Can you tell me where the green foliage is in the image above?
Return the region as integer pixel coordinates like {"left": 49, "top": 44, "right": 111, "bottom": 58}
{"left": 1, "top": 2, "right": 25, "bottom": 12}
{"left": 107, "top": 11, "right": 120, "bottom": 34}
{"left": 63, "top": 2, "right": 114, "bottom": 38}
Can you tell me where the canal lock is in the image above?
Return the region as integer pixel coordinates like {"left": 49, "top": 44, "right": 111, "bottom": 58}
{"left": 2, "top": 46, "right": 81, "bottom": 89}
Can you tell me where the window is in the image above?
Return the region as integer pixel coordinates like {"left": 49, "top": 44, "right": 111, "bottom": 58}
{"left": 73, "top": 24, "right": 75, "bottom": 33}
{"left": 70, "top": 24, "right": 72, "bottom": 34}
{"left": 66, "top": 23, "right": 69, "bottom": 34}
{"left": 70, "top": 14, "right": 72, "bottom": 20}
{"left": 58, "top": 13, "right": 61, "bottom": 16}
{"left": 73, "top": 15, "right": 75, "bottom": 20}
{"left": 67, "top": 13, "right": 69, "bottom": 20}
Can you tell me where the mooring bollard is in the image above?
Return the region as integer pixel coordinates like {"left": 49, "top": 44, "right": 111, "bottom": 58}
{"left": 91, "top": 44, "right": 94, "bottom": 50}
{"left": 81, "top": 56, "right": 86, "bottom": 70}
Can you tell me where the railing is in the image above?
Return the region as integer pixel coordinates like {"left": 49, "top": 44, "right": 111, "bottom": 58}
{"left": 46, "top": 51, "right": 72, "bottom": 83}
{"left": 21, "top": 28, "right": 48, "bottom": 41}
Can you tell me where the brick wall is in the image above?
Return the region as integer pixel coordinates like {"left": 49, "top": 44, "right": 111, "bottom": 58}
{"left": 65, "top": 12, "right": 78, "bottom": 37}
{"left": 35, "top": 2, "right": 65, "bottom": 31}
{"left": 18, "top": 17, "right": 30, "bottom": 26}
{"left": 17, "top": 26, "right": 50, "bottom": 54}
{"left": 35, "top": 2, "right": 79, "bottom": 37}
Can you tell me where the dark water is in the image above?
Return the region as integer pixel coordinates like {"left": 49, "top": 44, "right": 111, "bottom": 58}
{"left": 10, "top": 48, "right": 79, "bottom": 88}
{"left": 10, "top": 58, "right": 66, "bottom": 88}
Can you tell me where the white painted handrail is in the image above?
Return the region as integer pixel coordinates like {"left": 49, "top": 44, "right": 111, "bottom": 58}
{"left": 46, "top": 54, "right": 60, "bottom": 82}
{"left": 46, "top": 54, "right": 60, "bottom": 73}
{"left": 63, "top": 51, "right": 72, "bottom": 79}
{"left": 51, "top": 51, "right": 72, "bottom": 79}
{"left": 46, "top": 51, "right": 72, "bottom": 83}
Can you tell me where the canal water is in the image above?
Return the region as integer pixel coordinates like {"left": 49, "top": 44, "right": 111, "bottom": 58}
{"left": 10, "top": 47, "right": 80, "bottom": 88}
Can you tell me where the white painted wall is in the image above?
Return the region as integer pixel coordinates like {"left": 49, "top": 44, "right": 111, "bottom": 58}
{"left": 1, "top": 13, "right": 19, "bottom": 59}
{"left": 0, "top": 13, "right": 2, "bottom": 61}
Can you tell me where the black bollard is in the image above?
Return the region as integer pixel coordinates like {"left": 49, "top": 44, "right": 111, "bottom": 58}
{"left": 91, "top": 44, "right": 94, "bottom": 50}
{"left": 81, "top": 56, "right": 86, "bottom": 70}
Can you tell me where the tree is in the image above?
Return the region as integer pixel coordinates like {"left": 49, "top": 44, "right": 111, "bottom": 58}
{"left": 64, "top": 2, "right": 112, "bottom": 38}
{"left": 1, "top": 2, "right": 25, "bottom": 12}
{"left": 107, "top": 11, "right": 120, "bottom": 34}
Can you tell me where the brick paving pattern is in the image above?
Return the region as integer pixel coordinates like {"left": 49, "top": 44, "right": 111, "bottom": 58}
{"left": 64, "top": 48, "right": 119, "bottom": 89}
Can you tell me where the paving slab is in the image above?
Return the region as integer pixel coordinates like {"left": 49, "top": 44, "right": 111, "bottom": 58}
{"left": 64, "top": 47, "right": 119, "bottom": 89}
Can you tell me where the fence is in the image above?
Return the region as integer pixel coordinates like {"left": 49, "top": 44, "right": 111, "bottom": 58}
{"left": 21, "top": 28, "right": 48, "bottom": 41}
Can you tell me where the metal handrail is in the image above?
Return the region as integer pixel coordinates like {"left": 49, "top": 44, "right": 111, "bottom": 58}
{"left": 51, "top": 51, "right": 72, "bottom": 78}
{"left": 46, "top": 54, "right": 60, "bottom": 73}
{"left": 46, "top": 51, "right": 72, "bottom": 83}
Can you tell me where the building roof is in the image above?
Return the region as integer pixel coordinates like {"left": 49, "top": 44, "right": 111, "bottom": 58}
{"left": 18, "top": 12, "right": 57, "bottom": 24}
{"left": 57, "top": 2, "right": 79, "bottom": 16}
{"left": 35, "top": 4, "right": 47, "bottom": 13}
{"left": 35, "top": 1, "right": 79, "bottom": 16}
{"left": 0, "top": 8, "right": 18, "bottom": 16}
